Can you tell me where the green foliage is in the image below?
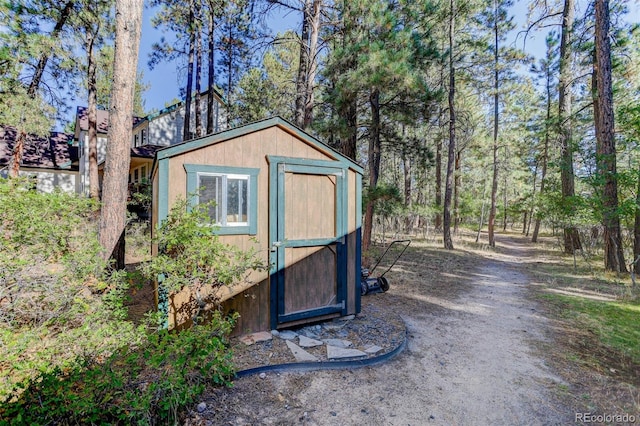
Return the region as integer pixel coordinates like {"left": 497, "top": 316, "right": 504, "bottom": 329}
{"left": 0, "top": 312, "right": 237, "bottom": 425}
{"left": 0, "top": 177, "right": 147, "bottom": 402}
{"left": 364, "top": 183, "right": 403, "bottom": 217}
{"left": 542, "top": 294, "right": 640, "bottom": 366}
{"left": 141, "top": 196, "right": 266, "bottom": 313}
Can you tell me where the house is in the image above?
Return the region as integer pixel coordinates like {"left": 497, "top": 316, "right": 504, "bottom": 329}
{"left": 151, "top": 116, "right": 363, "bottom": 335}
{"left": 0, "top": 126, "right": 80, "bottom": 192}
{"left": 0, "top": 88, "right": 227, "bottom": 195}
{"left": 76, "top": 88, "right": 226, "bottom": 195}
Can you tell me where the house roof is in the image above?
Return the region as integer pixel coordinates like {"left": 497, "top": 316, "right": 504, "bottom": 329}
{"left": 131, "top": 144, "right": 166, "bottom": 159}
{"left": 0, "top": 126, "right": 78, "bottom": 170}
{"left": 143, "top": 87, "right": 226, "bottom": 122}
{"left": 75, "top": 106, "right": 112, "bottom": 133}
{"left": 153, "top": 116, "right": 364, "bottom": 174}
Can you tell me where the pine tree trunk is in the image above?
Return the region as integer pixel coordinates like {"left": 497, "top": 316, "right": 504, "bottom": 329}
{"left": 634, "top": 167, "right": 640, "bottom": 274}
{"left": 532, "top": 59, "right": 553, "bottom": 242}
{"left": 338, "top": 2, "right": 357, "bottom": 161}
{"left": 453, "top": 149, "right": 461, "bottom": 234}
{"left": 488, "top": 3, "right": 499, "bottom": 247}
{"left": 8, "top": 132, "right": 26, "bottom": 178}
{"left": 206, "top": 9, "right": 215, "bottom": 134}
{"left": 304, "top": 0, "right": 321, "bottom": 128}
{"left": 594, "top": 0, "right": 626, "bottom": 272}
{"left": 558, "top": 0, "right": 582, "bottom": 253}
{"left": 99, "top": 0, "right": 143, "bottom": 269}
{"left": 362, "top": 88, "right": 382, "bottom": 259}
{"left": 443, "top": 0, "right": 455, "bottom": 250}
{"left": 294, "top": 0, "right": 311, "bottom": 128}
{"left": 434, "top": 109, "right": 443, "bottom": 231}
{"left": 28, "top": 0, "right": 75, "bottom": 97}
{"left": 87, "top": 27, "right": 100, "bottom": 200}
{"left": 183, "top": 6, "right": 195, "bottom": 141}
{"left": 195, "top": 4, "right": 203, "bottom": 138}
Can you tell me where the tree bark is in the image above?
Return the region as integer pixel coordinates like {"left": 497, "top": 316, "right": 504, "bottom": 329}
{"left": 195, "top": 2, "right": 203, "bottom": 138}
{"left": 594, "top": 0, "right": 626, "bottom": 272}
{"left": 443, "top": 0, "right": 455, "bottom": 250}
{"left": 558, "top": 0, "right": 582, "bottom": 253}
{"left": 206, "top": 6, "right": 216, "bottom": 134}
{"left": 294, "top": 0, "right": 311, "bottom": 128}
{"left": 99, "top": 0, "right": 143, "bottom": 269}
{"left": 337, "top": 1, "right": 357, "bottom": 161}
{"left": 453, "top": 149, "right": 462, "bottom": 234}
{"left": 304, "top": 0, "right": 321, "bottom": 128}
{"left": 488, "top": 0, "right": 499, "bottom": 247}
{"left": 87, "top": 25, "right": 100, "bottom": 200}
{"left": 634, "top": 166, "right": 640, "bottom": 274}
{"left": 532, "top": 48, "right": 553, "bottom": 242}
{"left": 434, "top": 124, "right": 443, "bottom": 231}
{"left": 183, "top": 5, "right": 196, "bottom": 141}
{"left": 362, "top": 88, "right": 382, "bottom": 259}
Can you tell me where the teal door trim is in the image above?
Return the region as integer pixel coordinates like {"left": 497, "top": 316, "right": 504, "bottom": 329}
{"left": 267, "top": 156, "right": 348, "bottom": 328}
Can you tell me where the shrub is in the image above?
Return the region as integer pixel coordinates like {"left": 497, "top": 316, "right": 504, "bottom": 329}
{"left": 0, "top": 311, "right": 236, "bottom": 425}
{"left": 0, "top": 177, "right": 146, "bottom": 402}
{"left": 140, "top": 196, "right": 267, "bottom": 324}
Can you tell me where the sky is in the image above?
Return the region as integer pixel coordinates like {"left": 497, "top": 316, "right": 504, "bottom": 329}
{"left": 73, "top": 0, "right": 640, "bottom": 126}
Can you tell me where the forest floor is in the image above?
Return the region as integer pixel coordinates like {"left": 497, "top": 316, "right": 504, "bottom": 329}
{"left": 178, "top": 232, "right": 639, "bottom": 425}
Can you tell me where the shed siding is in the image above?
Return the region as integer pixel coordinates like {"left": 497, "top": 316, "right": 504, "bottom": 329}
{"left": 155, "top": 122, "right": 361, "bottom": 333}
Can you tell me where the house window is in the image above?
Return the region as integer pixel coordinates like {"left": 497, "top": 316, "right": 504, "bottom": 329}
{"left": 134, "top": 168, "right": 139, "bottom": 183}
{"left": 141, "top": 165, "right": 147, "bottom": 181}
{"left": 134, "top": 133, "right": 139, "bottom": 147}
{"left": 141, "top": 129, "right": 147, "bottom": 145}
{"left": 184, "top": 164, "right": 259, "bottom": 235}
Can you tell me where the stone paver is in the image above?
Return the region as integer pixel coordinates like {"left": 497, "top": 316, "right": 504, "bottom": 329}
{"left": 298, "top": 335, "right": 323, "bottom": 348}
{"left": 326, "top": 345, "right": 367, "bottom": 359}
{"left": 286, "top": 340, "right": 319, "bottom": 362}
{"left": 323, "top": 338, "right": 352, "bottom": 348}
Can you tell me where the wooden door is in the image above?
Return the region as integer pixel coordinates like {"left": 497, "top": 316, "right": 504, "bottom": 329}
{"left": 269, "top": 157, "right": 347, "bottom": 327}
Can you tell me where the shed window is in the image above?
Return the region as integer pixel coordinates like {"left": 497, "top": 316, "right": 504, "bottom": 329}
{"left": 184, "top": 164, "right": 259, "bottom": 235}
{"left": 198, "top": 174, "right": 248, "bottom": 226}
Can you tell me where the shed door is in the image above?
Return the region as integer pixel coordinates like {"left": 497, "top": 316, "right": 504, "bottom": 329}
{"left": 270, "top": 159, "right": 347, "bottom": 327}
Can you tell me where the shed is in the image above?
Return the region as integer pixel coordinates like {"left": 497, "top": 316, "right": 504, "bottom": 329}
{"left": 151, "top": 117, "right": 363, "bottom": 334}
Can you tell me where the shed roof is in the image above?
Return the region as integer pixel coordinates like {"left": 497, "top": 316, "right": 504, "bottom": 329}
{"left": 0, "top": 126, "right": 78, "bottom": 170}
{"left": 154, "top": 116, "right": 363, "bottom": 174}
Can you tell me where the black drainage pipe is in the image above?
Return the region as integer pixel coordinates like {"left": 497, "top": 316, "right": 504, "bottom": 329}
{"left": 234, "top": 331, "right": 407, "bottom": 379}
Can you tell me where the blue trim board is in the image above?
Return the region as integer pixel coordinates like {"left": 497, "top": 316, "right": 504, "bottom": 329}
{"left": 269, "top": 159, "right": 280, "bottom": 330}
{"left": 157, "top": 158, "right": 170, "bottom": 225}
{"left": 355, "top": 173, "right": 362, "bottom": 313}
{"left": 278, "top": 304, "right": 343, "bottom": 323}
{"left": 183, "top": 163, "right": 259, "bottom": 235}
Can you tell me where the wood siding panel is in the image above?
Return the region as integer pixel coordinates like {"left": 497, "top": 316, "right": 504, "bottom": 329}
{"left": 284, "top": 173, "right": 336, "bottom": 240}
{"left": 284, "top": 245, "right": 337, "bottom": 314}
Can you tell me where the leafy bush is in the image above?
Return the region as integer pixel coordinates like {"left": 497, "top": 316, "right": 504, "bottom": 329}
{"left": 0, "top": 311, "right": 236, "bottom": 425}
{"left": 141, "top": 196, "right": 266, "bottom": 324}
{"left": 0, "top": 177, "right": 146, "bottom": 401}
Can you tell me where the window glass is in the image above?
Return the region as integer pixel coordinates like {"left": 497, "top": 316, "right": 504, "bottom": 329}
{"left": 227, "top": 178, "right": 248, "bottom": 223}
{"left": 141, "top": 129, "right": 147, "bottom": 145}
{"left": 141, "top": 165, "right": 147, "bottom": 180}
{"left": 134, "top": 168, "right": 139, "bottom": 183}
{"left": 198, "top": 173, "right": 249, "bottom": 226}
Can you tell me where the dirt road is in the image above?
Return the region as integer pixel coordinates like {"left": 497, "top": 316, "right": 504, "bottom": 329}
{"left": 193, "top": 236, "right": 574, "bottom": 425}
